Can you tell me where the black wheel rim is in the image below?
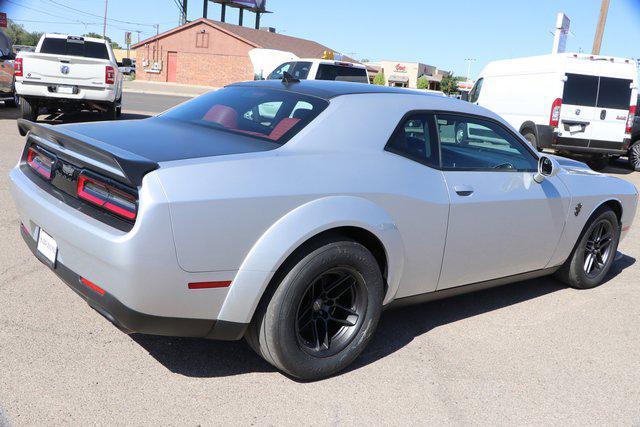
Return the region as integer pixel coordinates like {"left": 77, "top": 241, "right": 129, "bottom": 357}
{"left": 631, "top": 145, "right": 640, "bottom": 169}
{"left": 295, "top": 267, "right": 367, "bottom": 357}
{"left": 583, "top": 220, "right": 614, "bottom": 278}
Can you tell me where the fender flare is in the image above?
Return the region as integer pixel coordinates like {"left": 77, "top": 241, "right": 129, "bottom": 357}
{"left": 216, "top": 196, "right": 406, "bottom": 324}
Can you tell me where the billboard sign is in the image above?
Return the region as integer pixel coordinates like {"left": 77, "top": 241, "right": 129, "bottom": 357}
{"left": 0, "top": 13, "right": 7, "bottom": 28}
{"left": 215, "top": 0, "right": 267, "bottom": 11}
{"left": 552, "top": 12, "right": 570, "bottom": 54}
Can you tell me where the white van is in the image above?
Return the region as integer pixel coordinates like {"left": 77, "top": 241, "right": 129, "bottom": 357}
{"left": 267, "top": 59, "right": 369, "bottom": 84}
{"left": 471, "top": 53, "right": 638, "bottom": 170}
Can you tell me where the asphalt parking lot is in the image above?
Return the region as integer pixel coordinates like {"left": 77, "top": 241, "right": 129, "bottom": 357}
{"left": 0, "top": 100, "right": 639, "bottom": 425}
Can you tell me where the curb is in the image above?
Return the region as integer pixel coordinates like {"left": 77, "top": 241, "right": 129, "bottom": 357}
{"left": 122, "top": 89, "right": 203, "bottom": 98}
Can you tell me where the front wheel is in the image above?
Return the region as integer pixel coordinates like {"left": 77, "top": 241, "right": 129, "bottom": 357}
{"left": 587, "top": 155, "right": 608, "bottom": 171}
{"left": 246, "top": 239, "right": 384, "bottom": 380}
{"left": 628, "top": 141, "right": 640, "bottom": 172}
{"left": 556, "top": 208, "right": 620, "bottom": 289}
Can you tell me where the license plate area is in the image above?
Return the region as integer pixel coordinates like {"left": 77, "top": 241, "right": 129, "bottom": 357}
{"left": 49, "top": 85, "right": 78, "bottom": 95}
{"left": 36, "top": 228, "right": 58, "bottom": 268}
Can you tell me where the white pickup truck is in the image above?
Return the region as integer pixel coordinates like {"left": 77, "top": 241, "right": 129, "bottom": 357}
{"left": 15, "top": 34, "right": 123, "bottom": 128}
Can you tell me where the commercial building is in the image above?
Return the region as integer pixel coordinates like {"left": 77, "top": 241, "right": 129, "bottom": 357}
{"left": 366, "top": 60, "right": 450, "bottom": 90}
{"left": 131, "top": 18, "right": 353, "bottom": 87}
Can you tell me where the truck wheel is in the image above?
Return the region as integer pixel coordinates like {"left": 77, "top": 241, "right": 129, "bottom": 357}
{"left": 522, "top": 129, "right": 541, "bottom": 152}
{"left": 5, "top": 85, "right": 18, "bottom": 108}
{"left": 20, "top": 97, "right": 39, "bottom": 122}
{"left": 246, "top": 239, "right": 384, "bottom": 380}
{"left": 587, "top": 155, "right": 608, "bottom": 171}
{"left": 628, "top": 142, "right": 640, "bottom": 172}
{"left": 105, "top": 102, "right": 118, "bottom": 120}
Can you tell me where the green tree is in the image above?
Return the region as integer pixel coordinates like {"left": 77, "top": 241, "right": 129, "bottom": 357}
{"left": 372, "top": 72, "right": 385, "bottom": 85}
{"left": 83, "top": 32, "right": 122, "bottom": 49}
{"left": 417, "top": 75, "right": 430, "bottom": 90}
{"left": 440, "top": 74, "right": 464, "bottom": 94}
{"left": 5, "top": 21, "right": 43, "bottom": 46}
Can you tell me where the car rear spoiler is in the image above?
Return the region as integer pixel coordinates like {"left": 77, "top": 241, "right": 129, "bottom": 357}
{"left": 17, "top": 119, "right": 158, "bottom": 187}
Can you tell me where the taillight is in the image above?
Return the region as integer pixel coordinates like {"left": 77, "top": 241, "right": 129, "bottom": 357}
{"left": 549, "top": 98, "right": 562, "bottom": 127}
{"left": 27, "top": 146, "right": 55, "bottom": 180}
{"left": 14, "top": 58, "right": 23, "bottom": 77}
{"left": 105, "top": 65, "right": 115, "bottom": 84}
{"left": 626, "top": 105, "right": 636, "bottom": 134}
{"left": 77, "top": 173, "right": 137, "bottom": 220}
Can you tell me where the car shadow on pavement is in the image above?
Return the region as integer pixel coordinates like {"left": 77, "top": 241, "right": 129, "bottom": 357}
{"left": 131, "top": 254, "right": 635, "bottom": 380}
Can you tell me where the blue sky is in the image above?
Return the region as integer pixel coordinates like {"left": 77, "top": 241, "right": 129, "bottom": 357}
{"left": 3, "top": 0, "right": 640, "bottom": 78}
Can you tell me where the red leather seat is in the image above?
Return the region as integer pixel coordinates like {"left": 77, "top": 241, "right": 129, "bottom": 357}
{"left": 202, "top": 105, "right": 238, "bottom": 129}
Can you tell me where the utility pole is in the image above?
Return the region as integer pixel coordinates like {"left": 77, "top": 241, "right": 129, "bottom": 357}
{"left": 135, "top": 30, "right": 142, "bottom": 44}
{"left": 592, "top": 0, "right": 610, "bottom": 55}
{"left": 181, "top": 0, "right": 188, "bottom": 25}
{"left": 102, "top": 0, "right": 108, "bottom": 38}
{"left": 465, "top": 58, "right": 476, "bottom": 81}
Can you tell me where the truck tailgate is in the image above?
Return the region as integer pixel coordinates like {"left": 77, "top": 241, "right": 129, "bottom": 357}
{"left": 20, "top": 53, "right": 109, "bottom": 87}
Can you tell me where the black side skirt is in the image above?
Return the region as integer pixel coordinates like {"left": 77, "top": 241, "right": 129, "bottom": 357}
{"left": 385, "top": 266, "right": 560, "bottom": 310}
{"left": 21, "top": 227, "right": 247, "bottom": 341}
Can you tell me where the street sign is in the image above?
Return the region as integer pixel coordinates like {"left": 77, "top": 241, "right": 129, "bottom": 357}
{"left": 0, "top": 13, "right": 7, "bottom": 28}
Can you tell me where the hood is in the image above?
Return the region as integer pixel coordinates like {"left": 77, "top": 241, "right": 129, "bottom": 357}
{"left": 547, "top": 154, "right": 600, "bottom": 176}
{"left": 59, "top": 116, "right": 280, "bottom": 164}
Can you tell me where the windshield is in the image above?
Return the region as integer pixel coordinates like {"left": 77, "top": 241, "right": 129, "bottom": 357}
{"left": 267, "top": 61, "right": 312, "bottom": 80}
{"left": 40, "top": 37, "right": 109, "bottom": 59}
{"left": 162, "top": 87, "right": 329, "bottom": 144}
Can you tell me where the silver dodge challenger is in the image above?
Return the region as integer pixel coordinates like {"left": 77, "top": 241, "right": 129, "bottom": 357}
{"left": 10, "top": 80, "right": 638, "bottom": 380}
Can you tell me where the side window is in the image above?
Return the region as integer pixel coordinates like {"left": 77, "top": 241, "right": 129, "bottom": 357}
{"left": 468, "top": 78, "right": 483, "bottom": 103}
{"left": 385, "top": 114, "right": 439, "bottom": 168}
{"left": 436, "top": 114, "right": 538, "bottom": 171}
{"left": 268, "top": 62, "right": 293, "bottom": 80}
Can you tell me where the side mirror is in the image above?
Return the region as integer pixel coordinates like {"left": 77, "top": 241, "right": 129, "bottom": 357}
{"left": 534, "top": 156, "right": 560, "bottom": 183}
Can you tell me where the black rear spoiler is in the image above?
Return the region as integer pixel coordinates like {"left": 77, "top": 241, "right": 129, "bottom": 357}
{"left": 17, "top": 119, "right": 158, "bottom": 187}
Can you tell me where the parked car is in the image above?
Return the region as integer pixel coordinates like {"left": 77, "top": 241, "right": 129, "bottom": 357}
{"left": 267, "top": 58, "right": 369, "bottom": 83}
{"left": 0, "top": 29, "right": 18, "bottom": 107}
{"left": 15, "top": 34, "right": 123, "bottom": 127}
{"left": 117, "top": 58, "right": 135, "bottom": 76}
{"left": 10, "top": 80, "right": 638, "bottom": 380}
{"left": 471, "top": 53, "right": 638, "bottom": 171}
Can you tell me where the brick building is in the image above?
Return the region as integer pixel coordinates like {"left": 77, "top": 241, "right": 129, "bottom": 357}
{"left": 131, "top": 18, "right": 352, "bottom": 87}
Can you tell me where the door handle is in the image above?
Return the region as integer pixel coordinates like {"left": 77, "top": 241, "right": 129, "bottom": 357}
{"left": 453, "top": 185, "right": 474, "bottom": 196}
{"left": 600, "top": 110, "right": 607, "bottom": 120}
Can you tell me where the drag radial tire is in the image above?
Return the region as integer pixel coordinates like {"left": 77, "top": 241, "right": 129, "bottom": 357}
{"left": 20, "top": 97, "right": 38, "bottom": 121}
{"left": 246, "top": 239, "right": 384, "bottom": 380}
{"left": 556, "top": 208, "right": 620, "bottom": 289}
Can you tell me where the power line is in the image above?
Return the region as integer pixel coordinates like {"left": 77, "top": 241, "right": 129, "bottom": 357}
{"left": 45, "top": 0, "right": 158, "bottom": 27}
{"left": 5, "top": 0, "right": 91, "bottom": 24}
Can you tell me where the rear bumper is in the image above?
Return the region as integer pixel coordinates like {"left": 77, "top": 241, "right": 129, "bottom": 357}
{"left": 15, "top": 80, "right": 117, "bottom": 103}
{"left": 10, "top": 166, "right": 247, "bottom": 337}
{"left": 20, "top": 225, "right": 246, "bottom": 340}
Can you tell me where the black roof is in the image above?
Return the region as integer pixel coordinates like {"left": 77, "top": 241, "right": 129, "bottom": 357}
{"left": 230, "top": 79, "right": 428, "bottom": 100}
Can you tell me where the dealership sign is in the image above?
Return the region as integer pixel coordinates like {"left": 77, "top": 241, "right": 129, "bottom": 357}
{"left": 0, "top": 13, "right": 7, "bottom": 28}
{"left": 394, "top": 63, "right": 407, "bottom": 73}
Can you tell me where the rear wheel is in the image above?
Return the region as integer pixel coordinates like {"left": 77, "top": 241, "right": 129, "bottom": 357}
{"left": 105, "top": 101, "right": 120, "bottom": 120}
{"left": 5, "top": 85, "right": 18, "bottom": 108}
{"left": 522, "top": 129, "right": 541, "bottom": 152}
{"left": 628, "top": 141, "right": 640, "bottom": 171}
{"left": 556, "top": 208, "right": 620, "bottom": 289}
{"left": 20, "top": 97, "right": 38, "bottom": 121}
{"left": 246, "top": 239, "right": 384, "bottom": 380}
{"left": 587, "top": 155, "right": 608, "bottom": 171}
